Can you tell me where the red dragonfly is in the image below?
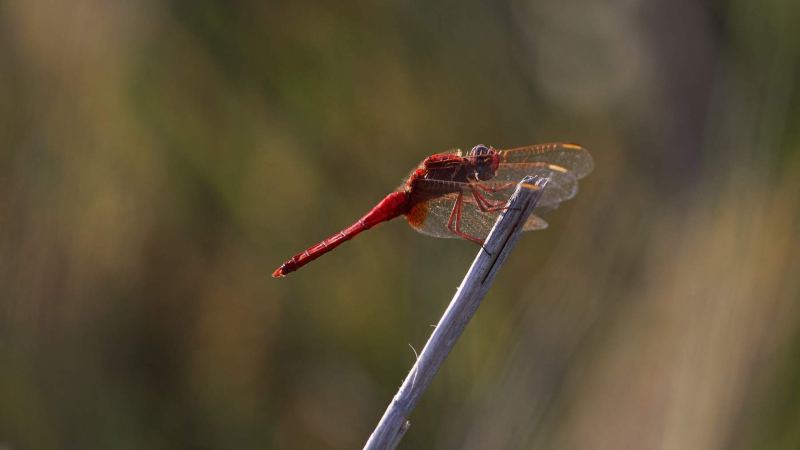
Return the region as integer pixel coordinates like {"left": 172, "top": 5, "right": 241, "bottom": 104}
{"left": 273, "top": 143, "right": 593, "bottom": 278}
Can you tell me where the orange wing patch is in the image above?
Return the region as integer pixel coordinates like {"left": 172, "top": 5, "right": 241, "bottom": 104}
{"left": 406, "top": 201, "right": 429, "bottom": 228}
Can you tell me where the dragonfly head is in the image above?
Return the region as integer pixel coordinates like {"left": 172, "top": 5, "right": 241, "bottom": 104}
{"left": 468, "top": 144, "right": 500, "bottom": 181}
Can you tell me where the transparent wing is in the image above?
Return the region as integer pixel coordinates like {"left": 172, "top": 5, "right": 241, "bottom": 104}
{"left": 406, "top": 192, "right": 493, "bottom": 239}
{"left": 472, "top": 163, "right": 580, "bottom": 208}
{"left": 497, "top": 143, "right": 594, "bottom": 179}
{"left": 404, "top": 180, "right": 552, "bottom": 240}
{"left": 524, "top": 214, "right": 549, "bottom": 231}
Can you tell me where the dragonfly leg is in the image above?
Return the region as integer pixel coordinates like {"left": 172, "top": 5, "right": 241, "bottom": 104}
{"left": 471, "top": 181, "right": 520, "bottom": 210}
{"left": 447, "top": 191, "right": 485, "bottom": 245}
{"left": 470, "top": 187, "right": 508, "bottom": 212}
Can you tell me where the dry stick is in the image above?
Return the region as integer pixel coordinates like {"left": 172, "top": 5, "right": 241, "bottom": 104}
{"left": 363, "top": 175, "right": 549, "bottom": 450}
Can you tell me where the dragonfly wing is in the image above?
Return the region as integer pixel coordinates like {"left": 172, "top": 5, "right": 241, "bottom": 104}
{"left": 406, "top": 191, "right": 504, "bottom": 240}
{"left": 405, "top": 180, "right": 554, "bottom": 240}
{"left": 475, "top": 166, "right": 579, "bottom": 209}
{"left": 406, "top": 193, "right": 460, "bottom": 239}
{"left": 524, "top": 214, "right": 549, "bottom": 231}
{"left": 498, "top": 143, "right": 594, "bottom": 179}
{"left": 407, "top": 193, "right": 550, "bottom": 239}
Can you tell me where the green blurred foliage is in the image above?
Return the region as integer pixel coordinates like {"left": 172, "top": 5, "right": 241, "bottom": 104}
{"left": 1, "top": 1, "right": 799, "bottom": 449}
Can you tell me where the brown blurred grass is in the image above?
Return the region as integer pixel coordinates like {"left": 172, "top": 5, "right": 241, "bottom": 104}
{"left": 1, "top": 1, "right": 799, "bottom": 449}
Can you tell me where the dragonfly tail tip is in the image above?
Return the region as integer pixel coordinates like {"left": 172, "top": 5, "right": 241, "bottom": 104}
{"left": 272, "top": 267, "right": 285, "bottom": 278}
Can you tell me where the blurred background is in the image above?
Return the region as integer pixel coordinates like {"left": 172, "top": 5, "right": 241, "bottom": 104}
{"left": 1, "top": 0, "right": 799, "bottom": 449}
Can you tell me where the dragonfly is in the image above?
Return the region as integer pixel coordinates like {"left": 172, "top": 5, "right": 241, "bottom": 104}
{"left": 272, "top": 143, "right": 593, "bottom": 278}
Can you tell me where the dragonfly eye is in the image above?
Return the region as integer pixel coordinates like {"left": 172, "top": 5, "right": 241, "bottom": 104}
{"left": 468, "top": 145, "right": 497, "bottom": 180}
{"left": 469, "top": 144, "right": 491, "bottom": 157}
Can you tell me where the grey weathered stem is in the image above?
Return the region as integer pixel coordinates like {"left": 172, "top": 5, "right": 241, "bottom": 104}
{"left": 363, "top": 175, "right": 549, "bottom": 450}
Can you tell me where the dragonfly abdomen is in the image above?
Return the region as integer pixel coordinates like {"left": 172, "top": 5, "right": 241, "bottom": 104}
{"left": 272, "top": 191, "right": 410, "bottom": 277}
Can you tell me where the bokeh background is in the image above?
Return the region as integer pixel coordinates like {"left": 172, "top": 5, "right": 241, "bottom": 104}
{"left": 2, "top": 1, "right": 799, "bottom": 449}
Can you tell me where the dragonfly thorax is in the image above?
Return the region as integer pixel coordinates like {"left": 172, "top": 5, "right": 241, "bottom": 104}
{"left": 413, "top": 144, "right": 501, "bottom": 186}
